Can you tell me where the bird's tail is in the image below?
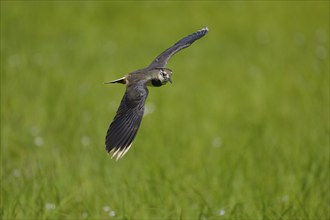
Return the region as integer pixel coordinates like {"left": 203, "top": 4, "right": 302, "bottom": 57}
{"left": 104, "top": 76, "right": 127, "bottom": 84}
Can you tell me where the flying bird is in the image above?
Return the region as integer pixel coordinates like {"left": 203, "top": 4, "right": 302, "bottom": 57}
{"left": 105, "top": 27, "right": 209, "bottom": 160}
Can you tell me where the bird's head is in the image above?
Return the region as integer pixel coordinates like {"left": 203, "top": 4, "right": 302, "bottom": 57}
{"left": 159, "top": 68, "right": 173, "bottom": 84}
{"left": 149, "top": 68, "right": 172, "bottom": 87}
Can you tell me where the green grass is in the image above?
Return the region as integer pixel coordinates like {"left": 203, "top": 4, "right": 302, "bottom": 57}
{"left": 1, "top": 1, "right": 329, "bottom": 219}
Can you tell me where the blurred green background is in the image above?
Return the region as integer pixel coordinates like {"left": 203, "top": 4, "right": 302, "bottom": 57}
{"left": 1, "top": 1, "right": 329, "bottom": 219}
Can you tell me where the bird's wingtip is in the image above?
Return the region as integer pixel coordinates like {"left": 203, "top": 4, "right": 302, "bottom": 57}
{"left": 200, "top": 27, "right": 209, "bottom": 33}
{"left": 196, "top": 27, "right": 209, "bottom": 36}
{"left": 107, "top": 143, "right": 133, "bottom": 161}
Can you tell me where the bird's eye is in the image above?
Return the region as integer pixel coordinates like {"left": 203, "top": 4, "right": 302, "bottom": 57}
{"left": 161, "top": 71, "right": 166, "bottom": 77}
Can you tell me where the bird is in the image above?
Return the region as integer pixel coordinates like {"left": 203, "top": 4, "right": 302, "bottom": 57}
{"left": 105, "top": 27, "right": 209, "bottom": 160}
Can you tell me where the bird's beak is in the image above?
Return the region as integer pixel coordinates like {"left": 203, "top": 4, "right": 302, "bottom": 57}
{"left": 168, "top": 77, "right": 172, "bottom": 84}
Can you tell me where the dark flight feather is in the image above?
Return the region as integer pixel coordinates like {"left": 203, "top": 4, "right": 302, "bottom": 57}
{"left": 105, "top": 83, "right": 148, "bottom": 160}
{"left": 147, "top": 27, "right": 208, "bottom": 69}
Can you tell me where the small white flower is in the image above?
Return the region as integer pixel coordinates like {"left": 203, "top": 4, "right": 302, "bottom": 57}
{"left": 315, "top": 46, "right": 327, "bottom": 60}
{"left": 81, "top": 136, "right": 90, "bottom": 146}
{"left": 103, "top": 206, "right": 110, "bottom": 212}
{"left": 212, "top": 136, "right": 222, "bottom": 148}
{"left": 109, "top": 210, "right": 116, "bottom": 217}
{"left": 34, "top": 136, "right": 44, "bottom": 147}
{"left": 81, "top": 211, "right": 88, "bottom": 218}
{"left": 281, "top": 195, "right": 289, "bottom": 203}
{"left": 217, "top": 209, "right": 225, "bottom": 216}
{"left": 12, "top": 169, "right": 21, "bottom": 177}
{"left": 103, "top": 205, "right": 116, "bottom": 217}
{"left": 45, "top": 203, "right": 56, "bottom": 210}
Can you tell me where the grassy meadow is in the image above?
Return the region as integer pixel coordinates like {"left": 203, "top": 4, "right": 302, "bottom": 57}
{"left": 1, "top": 1, "right": 329, "bottom": 219}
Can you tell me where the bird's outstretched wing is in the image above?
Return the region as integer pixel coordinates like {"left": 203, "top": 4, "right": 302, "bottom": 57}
{"left": 105, "top": 83, "right": 148, "bottom": 160}
{"left": 147, "top": 27, "right": 208, "bottom": 69}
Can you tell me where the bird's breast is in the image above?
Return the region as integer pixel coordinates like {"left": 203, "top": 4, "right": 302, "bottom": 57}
{"left": 150, "top": 79, "right": 163, "bottom": 87}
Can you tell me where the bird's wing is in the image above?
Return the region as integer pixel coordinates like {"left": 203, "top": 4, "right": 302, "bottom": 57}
{"left": 147, "top": 27, "right": 208, "bottom": 69}
{"left": 105, "top": 83, "right": 148, "bottom": 160}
